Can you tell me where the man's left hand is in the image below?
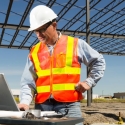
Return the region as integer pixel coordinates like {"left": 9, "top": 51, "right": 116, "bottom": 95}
{"left": 75, "top": 81, "right": 91, "bottom": 93}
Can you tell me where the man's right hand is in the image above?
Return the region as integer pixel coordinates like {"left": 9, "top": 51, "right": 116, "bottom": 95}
{"left": 17, "top": 103, "right": 29, "bottom": 111}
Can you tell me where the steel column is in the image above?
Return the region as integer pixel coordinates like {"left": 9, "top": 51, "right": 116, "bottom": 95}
{"left": 86, "top": 0, "right": 91, "bottom": 106}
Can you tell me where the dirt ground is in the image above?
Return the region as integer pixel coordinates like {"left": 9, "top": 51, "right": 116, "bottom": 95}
{"left": 81, "top": 103, "right": 125, "bottom": 125}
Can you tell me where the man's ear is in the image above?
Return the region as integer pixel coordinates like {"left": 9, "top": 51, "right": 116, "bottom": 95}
{"left": 52, "top": 22, "right": 57, "bottom": 29}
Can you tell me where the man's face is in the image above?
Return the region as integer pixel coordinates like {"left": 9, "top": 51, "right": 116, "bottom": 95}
{"left": 34, "top": 22, "right": 57, "bottom": 45}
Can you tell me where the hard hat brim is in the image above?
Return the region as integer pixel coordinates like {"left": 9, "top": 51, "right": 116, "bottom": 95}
{"left": 28, "top": 16, "right": 57, "bottom": 31}
{"left": 28, "top": 27, "right": 37, "bottom": 31}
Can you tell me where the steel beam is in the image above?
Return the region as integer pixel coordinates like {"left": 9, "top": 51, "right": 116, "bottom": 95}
{"left": 1, "top": 23, "right": 125, "bottom": 39}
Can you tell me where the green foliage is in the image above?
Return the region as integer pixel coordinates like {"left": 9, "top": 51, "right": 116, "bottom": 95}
{"left": 14, "top": 96, "right": 35, "bottom": 104}
{"left": 14, "top": 96, "right": 125, "bottom": 104}
{"left": 80, "top": 98, "right": 125, "bottom": 103}
{"left": 14, "top": 96, "right": 19, "bottom": 103}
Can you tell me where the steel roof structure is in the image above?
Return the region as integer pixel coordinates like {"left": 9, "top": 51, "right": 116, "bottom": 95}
{"left": 0, "top": 0, "right": 125, "bottom": 56}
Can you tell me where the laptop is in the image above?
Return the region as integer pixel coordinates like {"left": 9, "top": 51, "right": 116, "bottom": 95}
{"left": 0, "top": 73, "right": 20, "bottom": 111}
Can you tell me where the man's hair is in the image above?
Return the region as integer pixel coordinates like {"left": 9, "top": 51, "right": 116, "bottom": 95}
{"left": 52, "top": 18, "right": 56, "bottom": 22}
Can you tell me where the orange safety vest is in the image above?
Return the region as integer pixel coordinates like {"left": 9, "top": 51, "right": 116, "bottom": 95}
{"left": 29, "top": 35, "right": 83, "bottom": 103}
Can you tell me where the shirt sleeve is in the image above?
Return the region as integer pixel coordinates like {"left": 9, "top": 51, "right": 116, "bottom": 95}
{"left": 19, "top": 56, "right": 37, "bottom": 105}
{"left": 78, "top": 38, "right": 106, "bottom": 87}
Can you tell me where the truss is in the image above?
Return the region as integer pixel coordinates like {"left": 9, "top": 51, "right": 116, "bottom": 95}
{"left": 0, "top": 0, "right": 125, "bottom": 56}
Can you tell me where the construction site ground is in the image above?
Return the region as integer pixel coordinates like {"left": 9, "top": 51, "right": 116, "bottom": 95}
{"left": 81, "top": 102, "right": 125, "bottom": 125}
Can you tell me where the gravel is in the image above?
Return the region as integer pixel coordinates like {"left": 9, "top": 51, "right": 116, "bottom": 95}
{"left": 81, "top": 103, "right": 125, "bottom": 125}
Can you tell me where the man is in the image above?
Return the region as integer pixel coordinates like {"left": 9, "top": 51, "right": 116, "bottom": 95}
{"left": 18, "top": 5, "right": 105, "bottom": 125}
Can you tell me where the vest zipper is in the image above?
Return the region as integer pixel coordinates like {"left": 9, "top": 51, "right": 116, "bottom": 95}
{"left": 50, "top": 41, "right": 58, "bottom": 94}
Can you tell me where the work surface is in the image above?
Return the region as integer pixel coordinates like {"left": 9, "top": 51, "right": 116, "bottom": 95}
{"left": 0, "top": 117, "right": 83, "bottom": 125}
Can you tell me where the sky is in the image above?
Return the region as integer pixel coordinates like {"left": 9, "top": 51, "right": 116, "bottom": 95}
{"left": 0, "top": 0, "right": 125, "bottom": 96}
{"left": 0, "top": 48, "right": 125, "bottom": 96}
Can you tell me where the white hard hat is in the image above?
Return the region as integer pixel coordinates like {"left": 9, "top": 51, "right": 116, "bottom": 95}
{"left": 28, "top": 5, "right": 58, "bottom": 31}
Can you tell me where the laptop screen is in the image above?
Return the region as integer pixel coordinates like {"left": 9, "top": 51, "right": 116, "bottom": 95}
{"left": 0, "top": 73, "right": 20, "bottom": 111}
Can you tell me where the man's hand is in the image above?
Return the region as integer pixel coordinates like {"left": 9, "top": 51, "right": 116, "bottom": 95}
{"left": 75, "top": 81, "right": 91, "bottom": 93}
{"left": 17, "top": 103, "right": 29, "bottom": 111}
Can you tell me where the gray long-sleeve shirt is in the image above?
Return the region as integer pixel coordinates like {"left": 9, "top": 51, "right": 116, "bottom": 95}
{"left": 19, "top": 37, "right": 106, "bottom": 105}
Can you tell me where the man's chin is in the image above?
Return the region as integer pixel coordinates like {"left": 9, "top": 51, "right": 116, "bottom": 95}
{"left": 39, "top": 38, "right": 46, "bottom": 42}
